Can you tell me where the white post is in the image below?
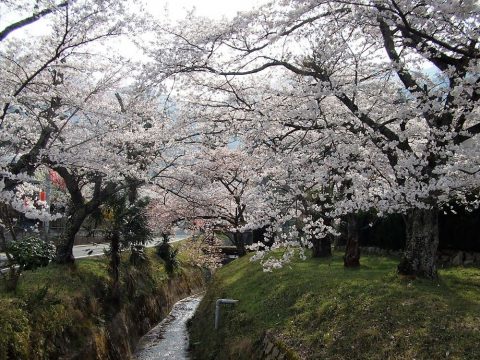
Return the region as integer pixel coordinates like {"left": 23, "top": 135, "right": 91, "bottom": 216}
{"left": 215, "top": 298, "right": 238, "bottom": 330}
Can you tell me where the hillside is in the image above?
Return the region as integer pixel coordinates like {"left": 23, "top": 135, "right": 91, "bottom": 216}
{"left": 189, "top": 253, "right": 480, "bottom": 360}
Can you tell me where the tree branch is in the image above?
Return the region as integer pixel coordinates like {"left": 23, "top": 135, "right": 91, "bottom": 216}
{"left": 0, "top": 2, "right": 69, "bottom": 42}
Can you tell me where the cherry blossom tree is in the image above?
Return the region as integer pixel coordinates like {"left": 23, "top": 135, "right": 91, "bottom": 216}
{"left": 145, "top": 187, "right": 224, "bottom": 270}
{"left": 0, "top": 0, "right": 183, "bottom": 263}
{"left": 1, "top": 0, "right": 130, "bottom": 208}
{"left": 146, "top": 144, "right": 264, "bottom": 256}
{"left": 147, "top": 0, "right": 480, "bottom": 278}
{"left": 151, "top": 61, "right": 392, "bottom": 268}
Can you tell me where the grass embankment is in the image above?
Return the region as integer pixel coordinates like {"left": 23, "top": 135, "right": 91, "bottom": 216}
{"left": 189, "top": 253, "right": 480, "bottom": 360}
{"left": 0, "top": 247, "right": 204, "bottom": 360}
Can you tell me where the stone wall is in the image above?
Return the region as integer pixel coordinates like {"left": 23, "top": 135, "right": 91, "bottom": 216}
{"left": 437, "top": 249, "right": 480, "bottom": 267}
{"left": 261, "top": 332, "right": 298, "bottom": 360}
{"left": 335, "top": 246, "right": 480, "bottom": 267}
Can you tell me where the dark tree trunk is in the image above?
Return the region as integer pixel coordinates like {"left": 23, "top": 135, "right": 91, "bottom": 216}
{"left": 55, "top": 204, "right": 88, "bottom": 264}
{"left": 234, "top": 231, "right": 246, "bottom": 257}
{"left": 109, "top": 229, "right": 121, "bottom": 302}
{"left": 398, "top": 208, "right": 439, "bottom": 279}
{"left": 344, "top": 214, "right": 360, "bottom": 267}
{"left": 52, "top": 167, "right": 117, "bottom": 265}
{"left": 311, "top": 236, "right": 332, "bottom": 258}
{"left": 0, "top": 227, "right": 21, "bottom": 292}
{"left": 127, "top": 177, "right": 138, "bottom": 203}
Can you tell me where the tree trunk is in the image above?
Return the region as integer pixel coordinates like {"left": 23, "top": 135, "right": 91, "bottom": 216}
{"left": 311, "top": 236, "right": 332, "bottom": 258}
{"left": 0, "top": 227, "right": 21, "bottom": 292}
{"left": 109, "top": 229, "right": 121, "bottom": 302}
{"left": 344, "top": 214, "right": 360, "bottom": 267}
{"left": 55, "top": 204, "right": 87, "bottom": 264}
{"left": 398, "top": 208, "right": 439, "bottom": 279}
{"left": 234, "top": 231, "right": 246, "bottom": 257}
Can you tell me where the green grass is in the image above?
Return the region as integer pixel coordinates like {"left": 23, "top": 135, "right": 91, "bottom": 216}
{"left": 0, "top": 256, "right": 112, "bottom": 359}
{"left": 189, "top": 253, "right": 480, "bottom": 360}
{"left": 1, "top": 248, "right": 169, "bottom": 300}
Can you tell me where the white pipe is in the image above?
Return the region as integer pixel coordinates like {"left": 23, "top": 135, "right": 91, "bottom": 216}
{"left": 215, "top": 298, "right": 238, "bottom": 329}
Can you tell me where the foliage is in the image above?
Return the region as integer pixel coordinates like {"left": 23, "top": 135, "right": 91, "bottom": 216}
{"left": 129, "top": 244, "right": 149, "bottom": 267}
{"left": 101, "top": 190, "right": 153, "bottom": 302}
{"left": 156, "top": 237, "right": 179, "bottom": 275}
{"left": 103, "top": 193, "right": 152, "bottom": 260}
{"left": 0, "top": 246, "right": 203, "bottom": 359}
{"left": 189, "top": 254, "right": 480, "bottom": 360}
{"left": 0, "top": 299, "right": 30, "bottom": 360}
{"left": 7, "top": 234, "right": 55, "bottom": 270}
{"left": 177, "top": 234, "right": 224, "bottom": 270}
{"left": 20, "top": 284, "right": 61, "bottom": 314}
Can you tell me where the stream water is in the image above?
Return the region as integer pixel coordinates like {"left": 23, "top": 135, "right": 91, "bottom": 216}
{"left": 134, "top": 294, "right": 203, "bottom": 360}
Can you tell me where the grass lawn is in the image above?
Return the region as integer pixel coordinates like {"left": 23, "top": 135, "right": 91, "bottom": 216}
{"left": 1, "top": 248, "right": 170, "bottom": 302}
{"left": 189, "top": 253, "right": 480, "bottom": 360}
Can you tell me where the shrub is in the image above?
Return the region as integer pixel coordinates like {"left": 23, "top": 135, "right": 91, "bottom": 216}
{"left": 156, "top": 240, "right": 178, "bottom": 275}
{"left": 7, "top": 235, "right": 56, "bottom": 270}
{"left": 0, "top": 299, "right": 30, "bottom": 359}
{"left": 129, "top": 244, "right": 149, "bottom": 267}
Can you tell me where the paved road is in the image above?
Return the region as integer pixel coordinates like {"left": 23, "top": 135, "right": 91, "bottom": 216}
{"left": 0, "top": 233, "right": 190, "bottom": 265}
{"left": 74, "top": 235, "right": 189, "bottom": 259}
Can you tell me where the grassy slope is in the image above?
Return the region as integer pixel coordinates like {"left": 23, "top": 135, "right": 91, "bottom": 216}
{"left": 0, "top": 248, "right": 201, "bottom": 359}
{"left": 189, "top": 253, "right": 480, "bottom": 360}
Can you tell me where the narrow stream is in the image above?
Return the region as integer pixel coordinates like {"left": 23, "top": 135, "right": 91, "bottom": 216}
{"left": 134, "top": 294, "right": 203, "bottom": 360}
